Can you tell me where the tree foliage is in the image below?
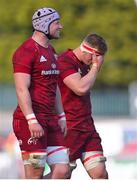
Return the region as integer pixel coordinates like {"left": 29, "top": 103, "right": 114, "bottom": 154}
{"left": 0, "top": 0, "right": 137, "bottom": 87}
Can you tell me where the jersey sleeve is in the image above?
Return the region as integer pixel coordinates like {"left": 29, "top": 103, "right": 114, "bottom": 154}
{"left": 12, "top": 47, "right": 36, "bottom": 74}
{"left": 58, "top": 57, "right": 78, "bottom": 80}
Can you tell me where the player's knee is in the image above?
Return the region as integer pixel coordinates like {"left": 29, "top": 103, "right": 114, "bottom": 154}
{"left": 92, "top": 168, "right": 108, "bottom": 179}
{"left": 52, "top": 164, "right": 70, "bottom": 178}
{"left": 103, "top": 170, "right": 108, "bottom": 179}
{"left": 58, "top": 165, "right": 70, "bottom": 178}
{"left": 30, "top": 172, "right": 43, "bottom": 179}
{"left": 87, "top": 162, "right": 108, "bottom": 179}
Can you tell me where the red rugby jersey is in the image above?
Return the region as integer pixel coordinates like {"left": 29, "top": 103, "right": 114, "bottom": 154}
{"left": 58, "top": 49, "right": 95, "bottom": 132}
{"left": 12, "top": 38, "right": 59, "bottom": 120}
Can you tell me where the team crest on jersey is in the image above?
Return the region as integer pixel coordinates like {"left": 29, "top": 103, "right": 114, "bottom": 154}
{"left": 27, "top": 137, "right": 38, "bottom": 145}
{"left": 40, "top": 55, "right": 47, "bottom": 62}
{"left": 51, "top": 63, "right": 56, "bottom": 69}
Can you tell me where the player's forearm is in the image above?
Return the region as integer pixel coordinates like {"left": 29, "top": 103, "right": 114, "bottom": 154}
{"left": 76, "top": 66, "right": 98, "bottom": 95}
{"left": 16, "top": 87, "right": 34, "bottom": 116}
{"left": 55, "top": 86, "right": 64, "bottom": 115}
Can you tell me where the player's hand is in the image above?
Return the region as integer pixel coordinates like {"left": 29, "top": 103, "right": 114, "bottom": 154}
{"left": 58, "top": 119, "right": 67, "bottom": 136}
{"left": 90, "top": 54, "right": 104, "bottom": 71}
{"left": 28, "top": 122, "right": 44, "bottom": 138}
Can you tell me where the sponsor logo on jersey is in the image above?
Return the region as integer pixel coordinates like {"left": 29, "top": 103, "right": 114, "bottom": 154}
{"left": 28, "top": 137, "right": 38, "bottom": 145}
{"left": 41, "top": 70, "right": 60, "bottom": 75}
{"left": 40, "top": 55, "right": 47, "bottom": 62}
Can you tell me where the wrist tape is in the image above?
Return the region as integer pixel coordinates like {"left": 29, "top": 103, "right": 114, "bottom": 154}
{"left": 58, "top": 112, "right": 66, "bottom": 121}
{"left": 25, "top": 113, "right": 38, "bottom": 124}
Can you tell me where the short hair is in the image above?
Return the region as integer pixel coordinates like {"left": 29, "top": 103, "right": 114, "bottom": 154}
{"left": 83, "top": 33, "right": 108, "bottom": 55}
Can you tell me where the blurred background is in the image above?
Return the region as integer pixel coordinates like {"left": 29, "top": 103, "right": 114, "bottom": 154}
{"left": 0, "top": 0, "right": 137, "bottom": 179}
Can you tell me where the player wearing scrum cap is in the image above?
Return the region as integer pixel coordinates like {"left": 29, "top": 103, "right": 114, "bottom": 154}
{"left": 58, "top": 33, "right": 108, "bottom": 179}
{"left": 12, "top": 7, "right": 70, "bottom": 179}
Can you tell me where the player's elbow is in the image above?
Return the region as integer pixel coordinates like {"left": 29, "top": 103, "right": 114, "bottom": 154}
{"left": 74, "top": 87, "right": 88, "bottom": 96}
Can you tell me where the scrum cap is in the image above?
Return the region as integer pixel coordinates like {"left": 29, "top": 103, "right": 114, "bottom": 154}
{"left": 32, "top": 7, "right": 60, "bottom": 35}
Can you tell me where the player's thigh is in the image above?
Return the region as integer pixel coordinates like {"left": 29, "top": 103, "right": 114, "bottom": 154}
{"left": 46, "top": 146, "right": 70, "bottom": 178}
{"left": 85, "top": 130, "right": 103, "bottom": 152}
{"left": 82, "top": 151, "right": 106, "bottom": 171}
{"left": 81, "top": 131, "right": 106, "bottom": 172}
{"left": 87, "top": 161, "right": 107, "bottom": 178}
{"left": 65, "top": 129, "right": 87, "bottom": 161}
{"left": 46, "top": 146, "right": 69, "bottom": 165}
{"left": 47, "top": 121, "right": 69, "bottom": 165}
